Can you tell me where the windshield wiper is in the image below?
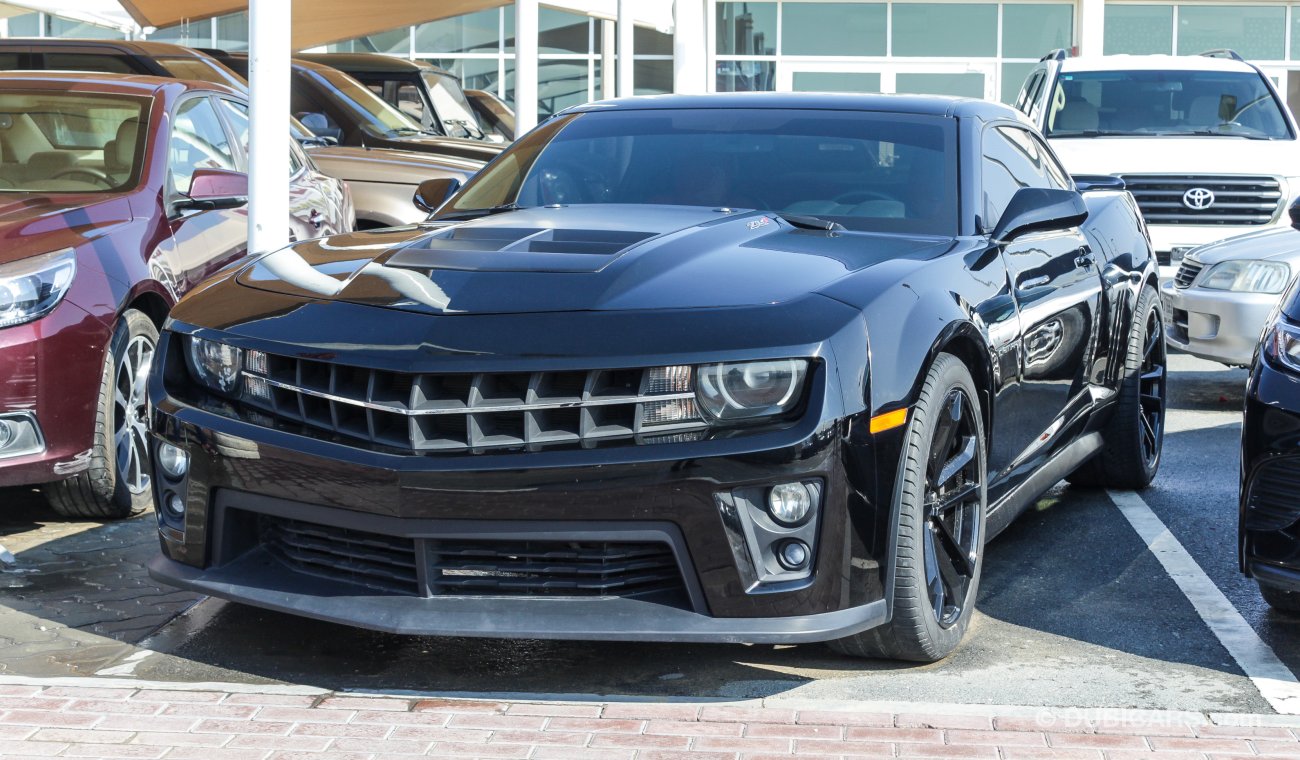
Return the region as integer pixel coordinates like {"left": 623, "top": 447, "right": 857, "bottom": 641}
{"left": 779, "top": 213, "right": 845, "bottom": 231}
{"left": 1150, "top": 129, "right": 1274, "bottom": 140}
{"left": 1047, "top": 129, "right": 1139, "bottom": 138}
{"left": 436, "top": 203, "right": 529, "bottom": 220}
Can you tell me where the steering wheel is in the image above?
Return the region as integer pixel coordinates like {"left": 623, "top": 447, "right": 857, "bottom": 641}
{"left": 832, "top": 190, "right": 895, "bottom": 205}
{"left": 52, "top": 167, "right": 114, "bottom": 189}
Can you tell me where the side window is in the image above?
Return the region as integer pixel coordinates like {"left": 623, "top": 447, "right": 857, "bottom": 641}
{"left": 218, "top": 98, "right": 250, "bottom": 159}
{"left": 0, "top": 53, "right": 23, "bottom": 71}
{"left": 219, "top": 98, "right": 305, "bottom": 177}
{"left": 45, "top": 53, "right": 138, "bottom": 74}
{"left": 168, "top": 96, "right": 236, "bottom": 196}
{"left": 981, "top": 125, "right": 1067, "bottom": 229}
{"left": 1016, "top": 70, "right": 1044, "bottom": 114}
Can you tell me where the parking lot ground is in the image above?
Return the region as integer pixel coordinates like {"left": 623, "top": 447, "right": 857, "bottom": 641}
{"left": 2, "top": 355, "right": 1300, "bottom": 729}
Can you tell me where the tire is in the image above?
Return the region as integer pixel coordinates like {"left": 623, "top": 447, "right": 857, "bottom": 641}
{"left": 45, "top": 309, "right": 158, "bottom": 520}
{"left": 1259, "top": 582, "right": 1300, "bottom": 615}
{"left": 829, "top": 353, "right": 988, "bottom": 662}
{"left": 1068, "top": 286, "right": 1166, "bottom": 490}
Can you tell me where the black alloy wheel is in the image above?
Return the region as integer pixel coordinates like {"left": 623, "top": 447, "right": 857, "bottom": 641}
{"left": 923, "top": 388, "right": 983, "bottom": 628}
{"left": 1137, "top": 306, "right": 1167, "bottom": 471}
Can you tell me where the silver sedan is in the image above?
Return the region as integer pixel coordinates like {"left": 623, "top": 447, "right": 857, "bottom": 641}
{"left": 1161, "top": 213, "right": 1300, "bottom": 367}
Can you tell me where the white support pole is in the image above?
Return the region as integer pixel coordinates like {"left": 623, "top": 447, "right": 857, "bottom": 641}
{"left": 672, "top": 0, "right": 706, "bottom": 94}
{"left": 601, "top": 18, "right": 616, "bottom": 99}
{"left": 1078, "top": 0, "right": 1105, "bottom": 57}
{"left": 616, "top": 0, "right": 634, "bottom": 97}
{"left": 515, "top": 0, "right": 539, "bottom": 134}
{"left": 247, "top": 0, "right": 290, "bottom": 255}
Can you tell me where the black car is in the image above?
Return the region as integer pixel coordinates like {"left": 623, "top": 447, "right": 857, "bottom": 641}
{"left": 212, "top": 54, "right": 500, "bottom": 163}
{"left": 296, "top": 53, "right": 489, "bottom": 141}
{"left": 147, "top": 94, "right": 1163, "bottom": 661}
{"left": 1240, "top": 208, "right": 1300, "bottom": 612}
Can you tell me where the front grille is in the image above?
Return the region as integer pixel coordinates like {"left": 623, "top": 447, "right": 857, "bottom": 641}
{"left": 1245, "top": 458, "right": 1300, "bottom": 531}
{"left": 240, "top": 355, "right": 707, "bottom": 454}
{"left": 259, "top": 514, "right": 689, "bottom": 600}
{"left": 1174, "top": 257, "right": 1205, "bottom": 288}
{"left": 1120, "top": 174, "right": 1283, "bottom": 226}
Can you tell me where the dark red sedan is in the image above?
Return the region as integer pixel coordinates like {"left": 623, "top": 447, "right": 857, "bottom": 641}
{"left": 0, "top": 72, "right": 352, "bottom": 518}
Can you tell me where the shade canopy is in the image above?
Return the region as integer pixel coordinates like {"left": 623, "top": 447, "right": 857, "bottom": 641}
{"left": 1, "top": 0, "right": 674, "bottom": 49}
{"left": 120, "top": 0, "right": 512, "bottom": 49}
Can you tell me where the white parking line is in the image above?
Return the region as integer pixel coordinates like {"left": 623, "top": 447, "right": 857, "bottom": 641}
{"left": 1108, "top": 489, "right": 1300, "bottom": 714}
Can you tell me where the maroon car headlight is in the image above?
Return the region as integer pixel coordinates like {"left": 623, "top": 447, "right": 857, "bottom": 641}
{"left": 0, "top": 248, "right": 76, "bottom": 329}
{"left": 696, "top": 359, "right": 808, "bottom": 421}
{"left": 186, "top": 337, "right": 243, "bottom": 396}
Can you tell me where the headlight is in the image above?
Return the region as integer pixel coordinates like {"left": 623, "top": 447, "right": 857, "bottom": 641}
{"left": 0, "top": 249, "right": 76, "bottom": 328}
{"left": 187, "top": 337, "right": 243, "bottom": 395}
{"left": 696, "top": 359, "right": 808, "bottom": 420}
{"left": 1198, "top": 260, "right": 1291, "bottom": 294}
{"left": 1267, "top": 320, "right": 1300, "bottom": 373}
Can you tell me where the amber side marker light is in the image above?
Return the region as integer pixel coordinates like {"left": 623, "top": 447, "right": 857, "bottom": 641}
{"left": 869, "top": 408, "right": 909, "bottom": 434}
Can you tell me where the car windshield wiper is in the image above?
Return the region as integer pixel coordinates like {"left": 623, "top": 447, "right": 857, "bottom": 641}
{"left": 1047, "top": 129, "right": 1140, "bottom": 138}
{"left": 778, "top": 213, "right": 845, "bottom": 231}
{"left": 1150, "top": 129, "right": 1274, "bottom": 140}
{"left": 436, "top": 203, "right": 529, "bottom": 220}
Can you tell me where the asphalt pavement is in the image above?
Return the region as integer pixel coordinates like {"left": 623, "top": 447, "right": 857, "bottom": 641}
{"left": 1, "top": 354, "right": 1295, "bottom": 716}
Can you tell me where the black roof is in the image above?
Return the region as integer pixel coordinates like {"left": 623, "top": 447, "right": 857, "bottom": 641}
{"left": 296, "top": 53, "right": 453, "bottom": 78}
{"left": 0, "top": 38, "right": 213, "bottom": 58}
{"left": 567, "top": 92, "right": 1020, "bottom": 120}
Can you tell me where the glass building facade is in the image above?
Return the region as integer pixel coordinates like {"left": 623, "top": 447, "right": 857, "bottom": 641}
{"left": 8, "top": 2, "right": 1300, "bottom": 122}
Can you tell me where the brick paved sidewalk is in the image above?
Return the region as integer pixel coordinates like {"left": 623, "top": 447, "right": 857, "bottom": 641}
{"left": 0, "top": 682, "right": 1298, "bottom": 759}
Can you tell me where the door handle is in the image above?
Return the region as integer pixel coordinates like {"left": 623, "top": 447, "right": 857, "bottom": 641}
{"left": 1020, "top": 275, "right": 1051, "bottom": 290}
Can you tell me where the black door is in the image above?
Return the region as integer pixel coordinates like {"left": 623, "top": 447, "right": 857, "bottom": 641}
{"left": 981, "top": 124, "right": 1102, "bottom": 503}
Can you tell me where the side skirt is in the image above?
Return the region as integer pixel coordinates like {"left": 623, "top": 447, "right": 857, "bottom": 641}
{"left": 984, "top": 431, "right": 1103, "bottom": 540}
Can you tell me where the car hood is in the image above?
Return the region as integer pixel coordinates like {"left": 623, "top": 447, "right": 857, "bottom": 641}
{"left": 1185, "top": 225, "right": 1300, "bottom": 266}
{"left": 236, "top": 204, "right": 954, "bottom": 315}
{"left": 374, "top": 133, "right": 502, "bottom": 161}
{"left": 1047, "top": 136, "right": 1300, "bottom": 178}
{"left": 0, "top": 192, "right": 132, "bottom": 267}
{"left": 306, "top": 146, "right": 482, "bottom": 185}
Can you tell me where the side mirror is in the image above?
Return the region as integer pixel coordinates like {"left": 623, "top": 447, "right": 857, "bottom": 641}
{"left": 991, "top": 187, "right": 1088, "bottom": 243}
{"left": 1290, "top": 198, "right": 1300, "bottom": 230}
{"left": 174, "top": 168, "right": 248, "bottom": 212}
{"left": 413, "top": 177, "right": 461, "bottom": 214}
{"left": 1073, "top": 174, "right": 1126, "bottom": 193}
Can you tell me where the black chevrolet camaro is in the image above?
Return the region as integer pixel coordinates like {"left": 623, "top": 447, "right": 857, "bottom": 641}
{"left": 1242, "top": 229, "right": 1300, "bottom": 613}
{"left": 147, "top": 94, "right": 1163, "bottom": 661}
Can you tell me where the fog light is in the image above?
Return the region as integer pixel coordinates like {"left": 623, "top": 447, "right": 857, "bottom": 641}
{"left": 0, "top": 419, "right": 13, "bottom": 449}
{"left": 767, "top": 482, "right": 812, "bottom": 525}
{"left": 777, "top": 539, "right": 810, "bottom": 570}
{"left": 164, "top": 491, "right": 185, "bottom": 518}
{"left": 157, "top": 443, "right": 189, "bottom": 479}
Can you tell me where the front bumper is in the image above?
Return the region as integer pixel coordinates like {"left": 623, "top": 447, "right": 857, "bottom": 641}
{"left": 1241, "top": 352, "right": 1300, "bottom": 581}
{"left": 148, "top": 316, "right": 894, "bottom": 642}
{"left": 0, "top": 301, "right": 110, "bottom": 487}
{"left": 1160, "top": 279, "right": 1275, "bottom": 366}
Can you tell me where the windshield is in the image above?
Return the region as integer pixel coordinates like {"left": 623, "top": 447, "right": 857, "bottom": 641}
{"left": 1046, "top": 69, "right": 1291, "bottom": 139}
{"left": 306, "top": 67, "right": 421, "bottom": 137}
{"left": 421, "top": 71, "right": 483, "bottom": 138}
{"left": 0, "top": 91, "right": 149, "bottom": 193}
{"left": 156, "top": 56, "right": 248, "bottom": 92}
{"left": 440, "top": 109, "right": 957, "bottom": 235}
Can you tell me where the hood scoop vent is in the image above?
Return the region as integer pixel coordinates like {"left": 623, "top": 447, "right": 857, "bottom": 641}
{"left": 384, "top": 225, "right": 657, "bottom": 274}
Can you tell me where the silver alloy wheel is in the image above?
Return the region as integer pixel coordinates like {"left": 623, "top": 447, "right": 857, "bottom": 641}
{"left": 113, "top": 334, "right": 155, "bottom": 495}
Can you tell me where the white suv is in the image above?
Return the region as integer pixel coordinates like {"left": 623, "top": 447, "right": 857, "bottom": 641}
{"left": 1013, "top": 50, "right": 1300, "bottom": 277}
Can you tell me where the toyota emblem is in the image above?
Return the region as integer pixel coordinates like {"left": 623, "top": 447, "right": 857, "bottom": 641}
{"left": 1182, "top": 187, "right": 1216, "bottom": 210}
